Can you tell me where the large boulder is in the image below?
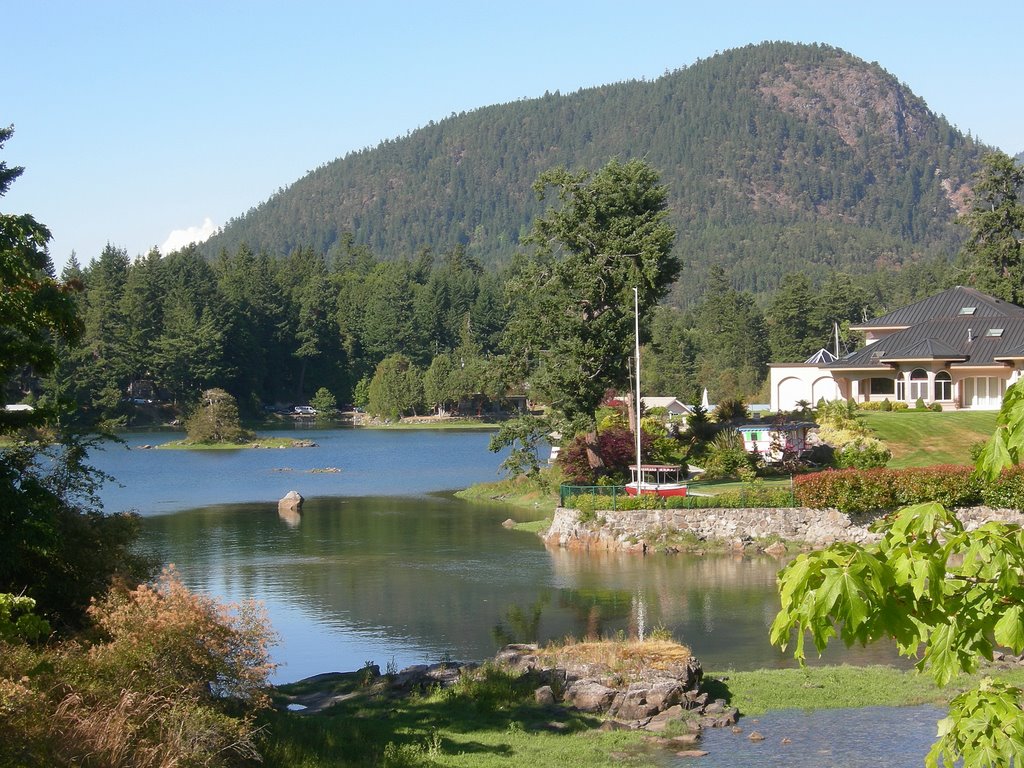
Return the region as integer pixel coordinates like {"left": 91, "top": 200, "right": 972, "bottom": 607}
{"left": 278, "top": 490, "right": 304, "bottom": 523}
{"left": 565, "top": 680, "right": 617, "bottom": 712}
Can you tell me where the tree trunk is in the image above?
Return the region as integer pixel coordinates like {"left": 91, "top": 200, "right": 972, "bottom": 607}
{"left": 584, "top": 430, "right": 605, "bottom": 471}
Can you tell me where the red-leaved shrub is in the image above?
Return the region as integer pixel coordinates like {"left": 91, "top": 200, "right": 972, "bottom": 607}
{"left": 794, "top": 465, "right": 981, "bottom": 514}
{"left": 559, "top": 426, "right": 654, "bottom": 484}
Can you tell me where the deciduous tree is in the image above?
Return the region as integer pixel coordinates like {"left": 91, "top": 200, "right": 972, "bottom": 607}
{"left": 0, "top": 126, "right": 151, "bottom": 626}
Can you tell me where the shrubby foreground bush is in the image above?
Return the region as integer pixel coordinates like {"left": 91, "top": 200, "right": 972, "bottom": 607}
{"left": 0, "top": 568, "right": 276, "bottom": 768}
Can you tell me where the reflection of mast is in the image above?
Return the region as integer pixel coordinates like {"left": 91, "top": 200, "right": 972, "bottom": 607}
{"left": 632, "top": 590, "right": 647, "bottom": 641}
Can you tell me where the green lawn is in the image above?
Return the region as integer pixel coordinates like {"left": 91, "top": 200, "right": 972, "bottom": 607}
{"left": 861, "top": 410, "right": 997, "bottom": 468}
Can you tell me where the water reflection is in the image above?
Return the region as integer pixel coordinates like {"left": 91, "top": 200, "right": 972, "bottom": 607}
{"left": 140, "top": 493, "right": 902, "bottom": 683}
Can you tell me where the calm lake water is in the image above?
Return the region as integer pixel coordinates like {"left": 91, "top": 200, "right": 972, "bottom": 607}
{"left": 668, "top": 705, "right": 945, "bottom": 768}
{"left": 88, "top": 427, "right": 942, "bottom": 766}
{"left": 91, "top": 428, "right": 899, "bottom": 685}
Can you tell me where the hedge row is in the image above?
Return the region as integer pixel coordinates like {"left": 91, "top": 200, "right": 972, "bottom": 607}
{"left": 568, "top": 485, "right": 795, "bottom": 514}
{"left": 566, "top": 466, "right": 1024, "bottom": 517}
{"left": 791, "top": 465, "right": 1014, "bottom": 513}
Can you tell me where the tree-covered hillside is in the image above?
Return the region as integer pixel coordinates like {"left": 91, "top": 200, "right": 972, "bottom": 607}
{"left": 204, "top": 42, "right": 988, "bottom": 306}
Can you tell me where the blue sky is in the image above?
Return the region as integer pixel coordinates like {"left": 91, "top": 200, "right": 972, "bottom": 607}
{"left": 4, "top": 1, "right": 1022, "bottom": 270}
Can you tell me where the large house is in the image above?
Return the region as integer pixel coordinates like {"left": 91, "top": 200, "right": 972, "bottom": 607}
{"left": 770, "top": 286, "right": 1024, "bottom": 412}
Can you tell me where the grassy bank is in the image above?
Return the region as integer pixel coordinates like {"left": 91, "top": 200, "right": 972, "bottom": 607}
{"left": 157, "top": 436, "right": 313, "bottom": 450}
{"left": 862, "top": 410, "right": 996, "bottom": 467}
{"left": 261, "top": 669, "right": 652, "bottom": 768}
{"left": 456, "top": 474, "right": 560, "bottom": 515}
{"left": 710, "top": 663, "right": 1024, "bottom": 715}
{"left": 365, "top": 417, "right": 499, "bottom": 430}
{"left": 258, "top": 657, "right": 1024, "bottom": 766}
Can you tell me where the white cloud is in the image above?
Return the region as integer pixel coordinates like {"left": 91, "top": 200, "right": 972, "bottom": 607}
{"left": 160, "top": 217, "right": 217, "bottom": 254}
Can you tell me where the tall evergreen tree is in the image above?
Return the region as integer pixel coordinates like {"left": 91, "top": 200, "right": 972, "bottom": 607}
{"left": 767, "top": 273, "right": 822, "bottom": 362}
{"left": 961, "top": 151, "right": 1024, "bottom": 303}
{"left": 503, "top": 158, "right": 678, "bottom": 432}
{"left": 692, "top": 267, "right": 768, "bottom": 400}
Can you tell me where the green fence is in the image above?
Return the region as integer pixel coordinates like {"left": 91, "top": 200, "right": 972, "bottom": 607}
{"left": 558, "top": 484, "right": 628, "bottom": 507}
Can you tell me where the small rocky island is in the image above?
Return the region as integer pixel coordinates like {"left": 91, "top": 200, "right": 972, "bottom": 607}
{"left": 275, "top": 641, "right": 733, "bottom": 758}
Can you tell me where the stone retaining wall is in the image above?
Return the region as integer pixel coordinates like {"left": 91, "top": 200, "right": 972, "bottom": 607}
{"left": 542, "top": 505, "right": 1024, "bottom": 553}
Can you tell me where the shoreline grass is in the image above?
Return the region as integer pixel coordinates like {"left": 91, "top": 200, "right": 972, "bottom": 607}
{"left": 456, "top": 474, "right": 560, "bottom": 514}
{"left": 361, "top": 419, "right": 499, "bottom": 430}
{"left": 709, "top": 663, "right": 1024, "bottom": 716}
{"left": 157, "top": 436, "right": 313, "bottom": 450}
{"left": 259, "top": 645, "right": 1024, "bottom": 767}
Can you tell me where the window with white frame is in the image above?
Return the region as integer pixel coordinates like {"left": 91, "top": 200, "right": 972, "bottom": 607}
{"left": 909, "top": 368, "right": 929, "bottom": 401}
{"left": 934, "top": 371, "right": 952, "bottom": 401}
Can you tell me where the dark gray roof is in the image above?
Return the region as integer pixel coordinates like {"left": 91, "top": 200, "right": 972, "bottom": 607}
{"left": 883, "top": 338, "right": 964, "bottom": 360}
{"left": 832, "top": 316, "right": 1024, "bottom": 369}
{"left": 854, "top": 286, "right": 1024, "bottom": 330}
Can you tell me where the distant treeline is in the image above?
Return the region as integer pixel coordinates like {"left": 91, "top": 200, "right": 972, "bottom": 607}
{"left": 29, "top": 236, "right": 960, "bottom": 424}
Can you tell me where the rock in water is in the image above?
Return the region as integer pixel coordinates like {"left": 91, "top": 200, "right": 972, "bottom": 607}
{"left": 279, "top": 490, "right": 304, "bottom": 525}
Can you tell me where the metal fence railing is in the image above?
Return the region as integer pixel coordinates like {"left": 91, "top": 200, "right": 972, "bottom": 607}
{"left": 558, "top": 484, "right": 628, "bottom": 508}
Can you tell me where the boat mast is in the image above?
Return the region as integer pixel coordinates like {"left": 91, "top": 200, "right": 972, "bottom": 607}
{"left": 634, "top": 287, "right": 642, "bottom": 485}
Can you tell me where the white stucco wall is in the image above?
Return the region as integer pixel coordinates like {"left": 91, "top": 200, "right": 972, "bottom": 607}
{"left": 770, "top": 365, "right": 842, "bottom": 411}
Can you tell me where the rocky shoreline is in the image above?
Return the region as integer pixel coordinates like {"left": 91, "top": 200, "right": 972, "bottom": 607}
{"left": 276, "top": 643, "right": 732, "bottom": 758}
{"left": 541, "top": 505, "right": 1024, "bottom": 554}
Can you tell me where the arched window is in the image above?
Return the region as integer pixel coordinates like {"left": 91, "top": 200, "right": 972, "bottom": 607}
{"left": 909, "top": 368, "right": 929, "bottom": 402}
{"left": 934, "top": 371, "right": 952, "bottom": 401}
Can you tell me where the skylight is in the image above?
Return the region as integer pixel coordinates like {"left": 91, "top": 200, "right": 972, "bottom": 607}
{"left": 985, "top": 328, "right": 1004, "bottom": 337}
{"left": 959, "top": 307, "right": 977, "bottom": 315}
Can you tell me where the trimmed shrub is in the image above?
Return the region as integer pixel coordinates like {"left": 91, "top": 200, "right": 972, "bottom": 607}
{"left": 982, "top": 466, "right": 1024, "bottom": 509}
{"left": 881, "top": 398, "right": 892, "bottom": 412}
{"left": 794, "top": 466, "right": 981, "bottom": 513}
{"left": 566, "top": 483, "right": 794, "bottom": 512}
{"left": 930, "top": 402, "right": 943, "bottom": 412}
{"left": 834, "top": 439, "right": 891, "bottom": 469}
{"left": 914, "top": 397, "right": 927, "bottom": 411}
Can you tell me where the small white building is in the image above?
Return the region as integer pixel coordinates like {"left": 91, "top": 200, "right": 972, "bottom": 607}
{"left": 737, "top": 422, "right": 814, "bottom": 461}
{"left": 640, "top": 396, "right": 692, "bottom": 423}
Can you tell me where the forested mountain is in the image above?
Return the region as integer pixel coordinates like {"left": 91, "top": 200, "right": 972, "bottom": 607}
{"left": 203, "top": 41, "right": 988, "bottom": 306}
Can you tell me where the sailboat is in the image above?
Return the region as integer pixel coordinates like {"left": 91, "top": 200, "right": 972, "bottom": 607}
{"left": 624, "top": 287, "right": 688, "bottom": 498}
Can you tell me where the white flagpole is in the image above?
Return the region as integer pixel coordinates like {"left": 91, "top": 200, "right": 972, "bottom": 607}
{"left": 634, "top": 287, "right": 642, "bottom": 486}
